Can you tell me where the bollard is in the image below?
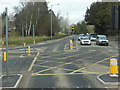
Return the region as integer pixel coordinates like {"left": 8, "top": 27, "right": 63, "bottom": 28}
{"left": 3, "top": 52, "right": 7, "bottom": 62}
{"left": 28, "top": 46, "right": 31, "bottom": 54}
{"left": 33, "top": 41, "right": 35, "bottom": 44}
{"left": 24, "top": 43, "right": 26, "bottom": 47}
{"left": 2, "top": 41, "right": 4, "bottom": 45}
{"left": 110, "top": 58, "right": 118, "bottom": 77}
{"left": 69, "top": 40, "right": 73, "bottom": 49}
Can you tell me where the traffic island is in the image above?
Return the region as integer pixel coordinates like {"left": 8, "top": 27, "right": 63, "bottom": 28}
{"left": 97, "top": 73, "right": 120, "bottom": 85}
{"left": 64, "top": 40, "right": 78, "bottom": 52}
{"left": 0, "top": 74, "right": 23, "bottom": 88}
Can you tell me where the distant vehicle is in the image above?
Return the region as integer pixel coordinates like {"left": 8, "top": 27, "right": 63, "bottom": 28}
{"left": 78, "top": 34, "right": 87, "bottom": 41}
{"left": 80, "top": 37, "right": 91, "bottom": 45}
{"left": 89, "top": 34, "right": 97, "bottom": 41}
{"left": 96, "top": 35, "right": 109, "bottom": 46}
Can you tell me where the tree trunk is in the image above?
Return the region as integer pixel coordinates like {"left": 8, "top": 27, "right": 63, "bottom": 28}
{"left": 28, "top": 14, "right": 33, "bottom": 36}
{"left": 25, "top": 20, "right": 28, "bottom": 36}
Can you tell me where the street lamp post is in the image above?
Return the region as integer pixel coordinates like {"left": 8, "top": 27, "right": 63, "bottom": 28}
{"left": 50, "top": 4, "right": 60, "bottom": 39}
{"left": 5, "top": 7, "right": 9, "bottom": 77}
{"left": 51, "top": 5, "right": 53, "bottom": 39}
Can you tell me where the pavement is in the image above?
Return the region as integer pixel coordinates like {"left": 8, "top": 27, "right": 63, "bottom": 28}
{"left": 1, "top": 74, "right": 22, "bottom": 88}
{"left": 97, "top": 73, "right": 119, "bottom": 85}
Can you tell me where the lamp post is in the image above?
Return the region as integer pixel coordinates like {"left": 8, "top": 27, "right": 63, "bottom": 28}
{"left": 5, "top": 7, "right": 9, "bottom": 77}
{"left": 51, "top": 4, "right": 60, "bottom": 39}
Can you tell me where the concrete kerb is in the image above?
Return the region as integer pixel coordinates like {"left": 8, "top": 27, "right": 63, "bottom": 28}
{"left": 97, "top": 73, "right": 119, "bottom": 85}
{"left": 0, "top": 74, "right": 23, "bottom": 88}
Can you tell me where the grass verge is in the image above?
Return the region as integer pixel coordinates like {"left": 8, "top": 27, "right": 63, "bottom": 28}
{"left": 2, "top": 34, "right": 67, "bottom": 47}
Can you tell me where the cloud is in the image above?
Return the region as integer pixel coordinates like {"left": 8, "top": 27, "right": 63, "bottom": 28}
{"left": 0, "top": 0, "right": 19, "bottom": 14}
{"left": 47, "top": 0, "right": 97, "bottom": 24}
{"left": 0, "top": 0, "right": 98, "bottom": 24}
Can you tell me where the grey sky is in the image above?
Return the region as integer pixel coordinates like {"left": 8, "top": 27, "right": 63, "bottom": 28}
{"left": 0, "top": 0, "right": 101, "bottom": 24}
{"left": 47, "top": 0, "right": 99, "bottom": 24}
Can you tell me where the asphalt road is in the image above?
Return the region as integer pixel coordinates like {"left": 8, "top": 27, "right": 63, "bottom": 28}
{"left": 1, "top": 35, "right": 119, "bottom": 89}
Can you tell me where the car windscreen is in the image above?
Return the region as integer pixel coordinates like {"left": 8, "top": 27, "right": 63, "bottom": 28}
{"left": 81, "top": 38, "right": 89, "bottom": 40}
{"left": 99, "top": 37, "right": 107, "bottom": 40}
{"left": 90, "top": 35, "right": 96, "bottom": 38}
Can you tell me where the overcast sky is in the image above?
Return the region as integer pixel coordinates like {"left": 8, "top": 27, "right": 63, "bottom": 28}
{"left": 47, "top": 0, "right": 99, "bottom": 24}
{"left": 0, "top": 0, "right": 101, "bottom": 24}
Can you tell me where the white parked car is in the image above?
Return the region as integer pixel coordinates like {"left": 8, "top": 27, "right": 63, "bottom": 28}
{"left": 89, "top": 34, "right": 97, "bottom": 41}
{"left": 96, "top": 35, "right": 109, "bottom": 46}
{"left": 78, "top": 34, "right": 87, "bottom": 41}
{"left": 80, "top": 37, "right": 91, "bottom": 45}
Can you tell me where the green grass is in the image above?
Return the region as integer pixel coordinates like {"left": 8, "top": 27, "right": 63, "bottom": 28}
{"left": 2, "top": 34, "right": 67, "bottom": 47}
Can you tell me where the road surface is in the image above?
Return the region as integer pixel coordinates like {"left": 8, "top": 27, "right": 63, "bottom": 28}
{"left": 2, "top": 35, "right": 119, "bottom": 89}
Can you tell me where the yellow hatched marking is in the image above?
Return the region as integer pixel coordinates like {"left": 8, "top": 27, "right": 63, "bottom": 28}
{"left": 44, "top": 61, "right": 65, "bottom": 64}
{"left": 32, "top": 72, "right": 109, "bottom": 76}
{"left": 36, "top": 60, "right": 44, "bottom": 62}
{"left": 58, "top": 50, "right": 96, "bottom": 59}
{"left": 28, "top": 47, "right": 47, "bottom": 71}
{"left": 40, "top": 52, "right": 69, "bottom": 58}
{"left": 70, "top": 54, "right": 118, "bottom": 74}
{"left": 33, "top": 64, "right": 51, "bottom": 68}
{"left": 32, "top": 50, "right": 115, "bottom": 74}
{"left": 33, "top": 52, "right": 108, "bottom": 74}
{"left": 62, "top": 68, "right": 75, "bottom": 71}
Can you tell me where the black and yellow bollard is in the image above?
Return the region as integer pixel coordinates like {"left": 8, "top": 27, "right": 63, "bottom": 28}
{"left": 33, "top": 41, "right": 35, "bottom": 44}
{"left": 23, "top": 43, "right": 27, "bottom": 56}
{"left": 2, "top": 41, "right": 4, "bottom": 45}
{"left": 3, "top": 52, "right": 7, "bottom": 62}
{"left": 24, "top": 43, "right": 26, "bottom": 47}
{"left": 28, "top": 46, "right": 31, "bottom": 55}
{"left": 109, "top": 58, "right": 118, "bottom": 77}
{"left": 69, "top": 40, "right": 73, "bottom": 49}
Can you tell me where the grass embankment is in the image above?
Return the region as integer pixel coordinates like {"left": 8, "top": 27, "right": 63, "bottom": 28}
{"left": 2, "top": 34, "right": 67, "bottom": 47}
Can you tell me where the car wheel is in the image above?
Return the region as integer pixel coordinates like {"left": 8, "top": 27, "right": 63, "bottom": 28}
{"left": 98, "top": 43, "right": 100, "bottom": 46}
{"left": 106, "top": 43, "right": 108, "bottom": 46}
